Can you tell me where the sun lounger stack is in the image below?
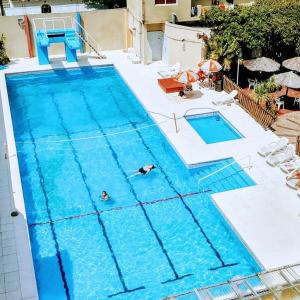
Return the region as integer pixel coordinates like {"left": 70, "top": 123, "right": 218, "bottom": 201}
{"left": 266, "top": 144, "right": 296, "bottom": 167}
{"left": 258, "top": 137, "right": 300, "bottom": 197}
{"left": 257, "top": 137, "right": 289, "bottom": 157}
{"left": 212, "top": 90, "right": 238, "bottom": 106}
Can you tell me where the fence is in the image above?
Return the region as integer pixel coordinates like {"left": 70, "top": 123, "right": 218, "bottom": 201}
{"left": 223, "top": 76, "right": 277, "bottom": 129}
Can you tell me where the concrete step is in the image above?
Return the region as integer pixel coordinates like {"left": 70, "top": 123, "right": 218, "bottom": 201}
{"left": 2, "top": 0, "right": 10, "bottom": 8}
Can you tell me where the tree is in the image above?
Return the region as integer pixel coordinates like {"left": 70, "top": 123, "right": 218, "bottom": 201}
{"left": 0, "top": 34, "right": 9, "bottom": 65}
{"left": 199, "top": 0, "right": 300, "bottom": 69}
{"left": 82, "top": 0, "right": 126, "bottom": 9}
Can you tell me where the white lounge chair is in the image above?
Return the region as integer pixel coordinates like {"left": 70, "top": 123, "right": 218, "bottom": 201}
{"left": 212, "top": 90, "right": 238, "bottom": 105}
{"left": 280, "top": 157, "right": 300, "bottom": 173}
{"left": 286, "top": 177, "right": 299, "bottom": 190}
{"left": 158, "top": 62, "right": 181, "bottom": 78}
{"left": 257, "top": 137, "right": 289, "bottom": 157}
{"left": 266, "top": 144, "right": 295, "bottom": 167}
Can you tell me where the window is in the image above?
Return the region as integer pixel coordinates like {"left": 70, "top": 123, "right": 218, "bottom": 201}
{"left": 155, "top": 0, "right": 177, "bottom": 5}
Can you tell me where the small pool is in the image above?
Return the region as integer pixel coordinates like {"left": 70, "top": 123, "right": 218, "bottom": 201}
{"left": 186, "top": 112, "right": 243, "bottom": 144}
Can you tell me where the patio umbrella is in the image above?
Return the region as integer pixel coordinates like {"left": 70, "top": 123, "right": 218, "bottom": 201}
{"left": 283, "top": 57, "right": 300, "bottom": 73}
{"left": 273, "top": 71, "right": 300, "bottom": 89}
{"left": 273, "top": 71, "right": 300, "bottom": 96}
{"left": 198, "top": 59, "right": 222, "bottom": 73}
{"left": 243, "top": 57, "right": 280, "bottom": 72}
{"left": 176, "top": 71, "right": 199, "bottom": 84}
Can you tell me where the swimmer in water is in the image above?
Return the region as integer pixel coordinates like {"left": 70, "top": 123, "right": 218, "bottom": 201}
{"left": 101, "top": 191, "right": 109, "bottom": 201}
{"left": 128, "top": 165, "right": 156, "bottom": 178}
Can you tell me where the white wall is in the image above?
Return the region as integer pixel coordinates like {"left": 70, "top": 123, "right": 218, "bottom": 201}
{"left": 164, "top": 22, "right": 211, "bottom": 69}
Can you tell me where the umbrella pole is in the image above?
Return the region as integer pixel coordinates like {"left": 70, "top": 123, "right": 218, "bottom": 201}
{"left": 286, "top": 87, "right": 289, "bottom": 96}
{"left": 297, "top": 136, "right": 300, "bottom": 156}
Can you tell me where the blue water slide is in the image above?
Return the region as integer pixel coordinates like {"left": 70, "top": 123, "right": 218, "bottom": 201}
{"left": 65, "top": 30, "right": 81, "bottom": 50}
{"left": 36, "top": 30, "right": 49, "bottom": 47}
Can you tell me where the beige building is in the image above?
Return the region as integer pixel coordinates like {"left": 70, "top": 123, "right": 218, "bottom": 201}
{"left": 127, "top": 0, "right": 254, "bottom": 66}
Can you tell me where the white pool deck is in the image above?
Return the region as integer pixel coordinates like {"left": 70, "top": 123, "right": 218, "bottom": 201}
{"left": 0, "top": 50, "right": 299, "bottom": 299}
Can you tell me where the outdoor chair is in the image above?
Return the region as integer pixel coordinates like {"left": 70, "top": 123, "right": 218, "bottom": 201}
{"left": 294, "top": 98, "right": 300, "bottom": 107}
{"left": 257, "top": 137, "right": 289, "bottom": 157}
{"left": 275, "top": 97, "right": 284, "bottom": 110}
{"left": 248, "top": 78, "right": 257, "bottom": 89}
{"left": 212, "top": 90, "right": 238, "bottom": 105}
{"left": 266, "top": 144, "right": 296, "bottom": 167}
{"left": 280, "top": 157, "right": 300, "bottom": 173}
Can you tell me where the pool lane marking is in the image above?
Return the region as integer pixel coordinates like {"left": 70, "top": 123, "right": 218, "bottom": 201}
{"left": 29, "top": 190, "right": 211, "bottom": 227}
{"left": 109, "top": 87, "right": 239, "bottom": 273}
{"left": 51, "top": 95, "right": 145, "bottom": 298}
{"left": 80, "top": 90, "right": 192, "bottom": 289}
{"left": 22, "top": 107, "right": 71, "bottom": 299}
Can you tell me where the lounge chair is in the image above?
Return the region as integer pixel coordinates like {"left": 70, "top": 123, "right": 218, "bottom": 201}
{"left": 257, "top": 137, "right": 289, "bottom": 157}
{"left": 280, "top": 157, "right": 300, "bottom": 173}
{"left": 286, "top": 177, "right": 299, "bottom": 190}
{"left": 212, "top": 90, "right": 238, "bottom": 105}
{"left": 266, "top": 144, "right": 295, "bottom": 167}
{"left": 158, "top": 63, "right": 181, "bottom": 78}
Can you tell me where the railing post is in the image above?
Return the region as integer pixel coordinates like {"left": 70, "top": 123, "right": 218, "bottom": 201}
{"left": 173, "top": 113, "right": 178, "bottom": 133}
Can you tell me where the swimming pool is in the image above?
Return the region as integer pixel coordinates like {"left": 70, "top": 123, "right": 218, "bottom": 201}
{"left": 6, "top": 66, "right": 260, "bottom": 300}
{"left": 186, "top": 112, "right": 243, "bottom": 144}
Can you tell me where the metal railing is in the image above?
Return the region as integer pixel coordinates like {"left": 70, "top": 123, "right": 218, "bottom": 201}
{"left": 32, "top": 16, "right": 72, "bottom": 33}
{"left": 163, "top": 262, "right": 300, "bottom": 300}
{"left": 71, "top": 17, "right": 105, "bottom": 59}
{"left": 197, "top": 155, "right": 253, "bottom": 189}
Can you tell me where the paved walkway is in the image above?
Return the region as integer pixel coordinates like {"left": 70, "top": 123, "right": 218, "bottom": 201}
{"left": 272, "top": 111, "right": 300, "bottom": 146}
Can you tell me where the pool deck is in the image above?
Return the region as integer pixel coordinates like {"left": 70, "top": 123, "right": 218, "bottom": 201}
{"left": 0, "top": 51, "right": 299, "bottom": 298}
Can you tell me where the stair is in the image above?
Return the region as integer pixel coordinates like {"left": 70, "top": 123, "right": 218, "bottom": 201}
{"left": 71, "top": 17, "right": 106, "bottom": 59}
{"left": 2, "top": 0, "right": 10, "bottom": 8}
{"left": 80, "top": 35, "right": 106, "bottom": 59}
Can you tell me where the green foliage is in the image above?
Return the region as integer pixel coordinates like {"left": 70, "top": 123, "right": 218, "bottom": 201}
{"left": 82, "top": 0, "right": 126, "bottom": 9}
{"left": 199, "top": 1, "right": 300, "bottom": 69}
{"left": 254, "top": 77, "right": 279, "bottom": 104}
{"left": 0, "top": 34, "right": 9, "bottom": 65}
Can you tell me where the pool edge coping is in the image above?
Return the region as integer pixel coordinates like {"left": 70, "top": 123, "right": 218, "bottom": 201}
{"left": 0, "top": 73, "right": 39, "bottom": 300}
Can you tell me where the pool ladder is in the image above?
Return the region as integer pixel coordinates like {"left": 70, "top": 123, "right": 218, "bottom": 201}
{"left": 197, "top": 155, "right": 253, "bottom": 190}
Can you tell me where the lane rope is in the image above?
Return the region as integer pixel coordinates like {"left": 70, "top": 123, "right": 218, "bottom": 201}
{"left": 29, "top": 189, "right": 211, "bottom": 227}
{"left": 13, "top": 121, "right": 166, "bottom": 145}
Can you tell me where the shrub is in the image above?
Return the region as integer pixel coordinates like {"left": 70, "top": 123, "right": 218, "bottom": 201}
{"left": 0, "top": 34, "right": 9, "bottom": 65}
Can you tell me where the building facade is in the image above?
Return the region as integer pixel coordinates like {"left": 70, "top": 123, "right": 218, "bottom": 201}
{"left": 127, "top": 0, "right": 255, "bottom": 66}
{"left": 2, "top": 0, "right": 92, "bottom": 16}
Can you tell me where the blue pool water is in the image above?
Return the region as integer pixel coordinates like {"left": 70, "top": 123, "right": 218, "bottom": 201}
{"left": 7, "top": 66, "right": 260, "bottom": 300}
{"left": 186, "top": 113, "right": 243, "bottom": 144}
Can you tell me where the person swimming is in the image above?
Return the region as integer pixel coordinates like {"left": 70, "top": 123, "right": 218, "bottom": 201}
{"left": 101, "top": 191, "right": 109, "bottom": 201}
{"left": 128, "top": 165, "right": 156, "bottom": 178}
